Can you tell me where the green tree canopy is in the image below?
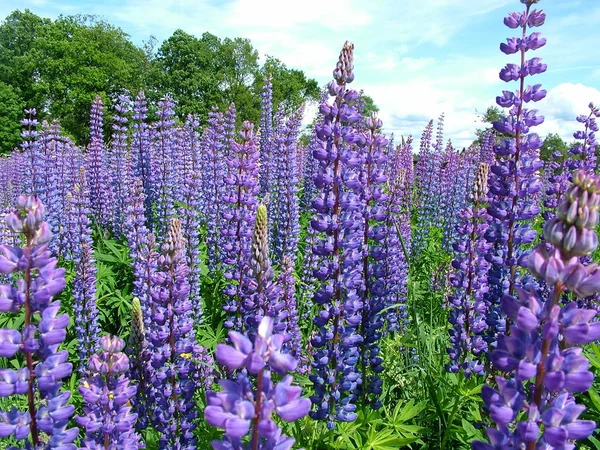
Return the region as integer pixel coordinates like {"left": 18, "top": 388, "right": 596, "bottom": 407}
{"left": 540, "top": 132, "right": 568, "bottom": 162}
{"left": 0, "top": 10, "right": 147, "bottom": 143}
{"left": 1, "top": 9, "right": 321, "bottom": 145}
{"left": 254, "top": 56, "right": 320, "bottom": 115}
{"left": 0, "top": 81, "right": 24, "bottom": 154}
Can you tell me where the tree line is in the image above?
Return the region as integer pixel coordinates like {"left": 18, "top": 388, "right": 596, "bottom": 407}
{"left": 0, "top": 9, "right": 321, "bottom": 153}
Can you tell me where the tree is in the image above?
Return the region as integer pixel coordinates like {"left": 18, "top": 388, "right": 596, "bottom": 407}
{"left": 540, "top": 133, "right": 568, "bottom": 162}
{"left": 0, "top": 10, "right": 147, "bottom": 143}
{"left": 254, "top": 56, "right": 320, "bottom": 116}
{"left": 360, "top": 92, "right": 379, "bottom": 116}
{"left": 0, "top": 82, "right": 24, "bottom": 154}
{"left": 0, "top": 10, "right": 50, "bottom": 108}
{"left": 473, "top": 105, "right": 505, "bottom": 145}
{"left": 36, "top": 15, "right": 147, "bottom": 142}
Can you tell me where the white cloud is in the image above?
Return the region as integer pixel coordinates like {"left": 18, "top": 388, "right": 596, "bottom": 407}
{"left": 536, "top": 82, "right": 600, "bottom": 142}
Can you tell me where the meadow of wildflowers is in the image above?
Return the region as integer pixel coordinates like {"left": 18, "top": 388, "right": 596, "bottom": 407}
{"left": 1, "top": 1, "right": 600, "bottom": 449}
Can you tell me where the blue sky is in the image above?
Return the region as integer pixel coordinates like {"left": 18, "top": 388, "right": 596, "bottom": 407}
{"left": 2, "top": 0, "right": 599, "bottom": 149}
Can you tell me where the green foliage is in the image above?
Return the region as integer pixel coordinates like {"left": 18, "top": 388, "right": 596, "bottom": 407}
{"left": 150, "top": 30, "right": 244, "bottom": 121}
{"left": 360, "top": 91, "right": 380, "bottom": 116}
{"left": 290, "top": 400, "right": 425, "bottom": 449}
{"left": 540, "top": 132, "right": 568, "bottom": 161}
{"left": 0, "top": 10, "right": 147, "bottom": 143}
{"left": 93, "top": 230, "right": 134, "bottom": 337}
{"left": 0, "top": 81, "right": 24, "bottom": 154}
{"left": 473, "top": 105, "right": 506, "bottom": 145}
{"left": 1, "top": 9, "right": 319, "bottom": 148}
{"left": 255, "top": 56, "right": 320, "bottom": 114}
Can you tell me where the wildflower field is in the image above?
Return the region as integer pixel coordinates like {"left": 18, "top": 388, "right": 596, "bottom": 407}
{"left": 1, "top": 0, "right": 600, "bottom": 449}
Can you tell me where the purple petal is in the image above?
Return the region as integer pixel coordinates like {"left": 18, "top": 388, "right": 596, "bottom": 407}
{"left": 215, "top": 344, "right": 247, "bottom": 370}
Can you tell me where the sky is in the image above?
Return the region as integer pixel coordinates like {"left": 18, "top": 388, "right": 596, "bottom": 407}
{"left": 2, "top": 0, "right": 600, "bottom": 149}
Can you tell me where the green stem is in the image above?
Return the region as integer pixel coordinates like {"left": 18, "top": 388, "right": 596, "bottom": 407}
{"left": 440, "top": 376, "right": 464, "bottom": 450}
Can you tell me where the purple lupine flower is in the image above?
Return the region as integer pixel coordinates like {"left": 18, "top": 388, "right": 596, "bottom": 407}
{"left": 146, "top": 218, "right": 203, "bottom": 449}
{"left": 20, "top": 108, "right": 42, "bottom": 197}
{"left": 446, "top": 163, "right": 491, "bottom": 376}
{"left": 300, "top": 89, "right": 329, "bottom": 214}
{"left": 206, "top": 316, "right": 310, "bottom": 450}
{"left": 0, "top": 155, "right": 20, "bottom": 211}
{"left": 137, "top": 233, "right": 158, "bottom": 336}
{"left": 267, "top": 104, "right": 286, "bottom": 210}
{"left": 298, "top": 224, "right": 318, "bottom": 323}
{"left": 475, "top": 168, "right": 600, "bottom": 449}
{"left": 125, "top": 297, "right": 150, "bottom": 432}
{"left": 46, "top": 127, "right": 83, "bottom": 259}
{"left": 179, "top": 168, "right": 203, "bottom": 322}
{"left": 544, "top": 104, "right": 599, "bottom": 223}
{"left": 300, "top": 134, "right": 320, "bottom": 212}
{"left": 181, "top": 114, "right": 202, "bottom": 177}
{"left": 77, "top": 335, "right": 143, "bottom": 449}
{"left": 480, "top": 130, "right": 496, "bottom": 167}
{"left": 259, "top": 77, "right": 274, "bottom": 197}
{"left": 244, "top": 204, "right": 283, "bottom": 335}
{"left": 357, "top": 113, "right": 389, "bottom": 409}
{"left": 442, "top": 144, "right": 480, "bottom": 252}
{"left": 178, "top": 115, "right": 203, "bottom": 319}
{"left": 0, "top": 195, "right": 77, "bottom": 448}
{"left": 202, "top": 108, "right": 227, "bottom": 272}
{"left": 566, "top": 103, "right": 599, "bottom": 174}
{"left": 86, "top": 95, "right": 112, "bottom": 228}
{"left": 277, "top": 256, "right": 305, "bottom": 369}
{"left": 270, "top": 105, "right": 304, "bottom": 266}
{"left": 309, "top": 41, "right": 365, "bottom": 427}
{"left": 151, "top": 96, "right": 178, "bottom": 239}
{"left": 382, "top": 137, "right": 413, "bottom": 333}
{"left": 439, "top": 141, "right": 459, "bottom": 250}
{"left": 222, "top": 121, "right": 260, "bottom": 331}
{"left": 124, "top": 170, "right": 151, "bottom": 301}
{"left": 132, "top": 91, "right": 154, "bottom": 226}
{"left": 223, "top": 103, "right": 237, "bottom": 161}
{"left": 109, "top": 94, "right": 132, "bottom": 237}
{"left": 69, "top": 169, "right": 100, "bottom": 374}
{"left": 39, "top": 120, "right": 62, "bottom": 255}
{"left": 37, "top": 121, "right": 56, "bottom": 213}
{"left": 483, "top": 0, "right": 546, "bottom": 349}
{"left": 412, "top": 119, "right": 437, "bottom": 255}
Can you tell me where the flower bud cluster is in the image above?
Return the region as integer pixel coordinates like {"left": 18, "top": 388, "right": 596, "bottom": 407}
{"left": 475, "top": 169, "right": 600, "bottom": 449}
{"left": 483, "top": 0, "right": 546, "bottom": 348}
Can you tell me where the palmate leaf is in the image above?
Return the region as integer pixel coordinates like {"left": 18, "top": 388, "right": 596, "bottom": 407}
{"left": 588, "top": 435, "right": 600, "bottom": 450}
{"left": 391, "top": 399, "right": 426, "bottom": 422}
{"left": 587, "top": 387, "right": 600, "bottom": 414}
{"left": 365, "top": 426, "right": 419, "bottom": 449}
{"left": 458, "top": 418, "right": 485, "bottom": 443}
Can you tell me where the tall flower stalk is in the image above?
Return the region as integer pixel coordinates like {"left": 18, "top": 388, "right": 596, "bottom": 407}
{"left": 446, "top": 163, "right": 491, "bottom": 376}
{"left": 222, "top": 121, "right": 260, "bottom": 331}
{"left": 0, "top": 195, "right": 77, "bottom": 448}
{"left": 357, "top": 113, "right": 389, "bottom": 409}
{"left": 147, "top": 218, "right": 199, "bottom": 449}
{"left": 309, "top": 41, "right": 364, "bottom": 427}
{"left": 484, "top": 0, "right": 546, "bottom": 346}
